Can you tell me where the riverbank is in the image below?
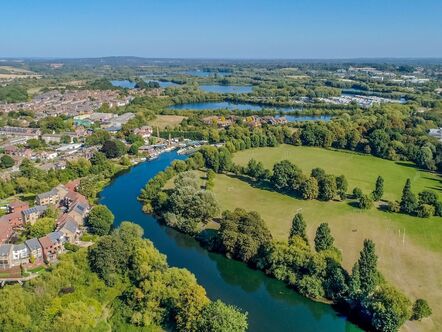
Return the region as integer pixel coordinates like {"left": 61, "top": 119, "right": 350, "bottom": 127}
{"left": 99, "top": 151, "right": 361, "bottom": 332}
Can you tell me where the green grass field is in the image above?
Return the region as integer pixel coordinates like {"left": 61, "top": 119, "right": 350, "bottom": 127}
{"left": 233, "top": 145, "right": 442, "bottom": 202}
{"left": 210, "top": 145, "right": 442, "bottom": 331}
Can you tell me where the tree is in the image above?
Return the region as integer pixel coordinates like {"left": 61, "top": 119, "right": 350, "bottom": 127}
{"left": 318, "top": 175, "right": 337, "bottom": 201}
{"left": 87, "top": 205, "right": 115, "bottom": 235}
{"left": 297, "top": 275, "right": 324, "bottom": 299}
{"left": 101, "top": 139, "right": 127, "bottom": 159}
{"left": 271, "top": 160, "right": 301, "bottom": 190}
{"left": 416, "top": 204, "right": 435, "bottom": 218}
{"left": 335, "top": 175, "right": 348, "bottom": 200}
{"left": 418, "top": 190, "right": 438, "bottom": 206}
{"left": 289, "top": 213, "right": 307, "bottom": 242}
{"left": 0, "top": 155, "right": 14, "bottom": 168}
{"left": 352, "top": 187, "right": 363, "bottom": 199}
{"left": 29, "top": 217, "right": 56, "bottom": 238}
{"left": 218, "top": 209, "right": 272, "bottom": 263}
{"left": 371, "top": 176, "right": 384, "bottom": 201}
{"left": 364, "top": 284, "right": 411, "bottom": 332}
{"left": 358, "top": 194, "right": 373, "bottom": 210}
{"left": 411, "top": 299, "right": 432, "bottom": 321}
{"left": 197, "top": 300, "right": 248, "bottom": 332}
{"left": 300, "top": 177, "right": 319, "bottom": 200}
{"left": 400, "top": 179, "right": 417, "bottom": 214}
{"left": 314, "top": 223, "right": 334, "bottom": 252}
{"left": 357, "top": 239, "right": 378, "bottom": 294}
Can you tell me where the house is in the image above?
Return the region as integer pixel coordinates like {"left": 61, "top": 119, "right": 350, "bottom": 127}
{"left": 38, "top": 231, "right": 65, "bottom": 262}
{"left": 8, "top": 200, "right": 29, "bottom": 214}
{"left": 22, "top": 205, "right": 48, "bottom": 225}
{"left": 59, "top": 218, "right": 81, "bottom": 243}
{"left": 0, "top": 220, "right": 13, "bottom": 244}
{"left": 25, "top": 238, "right": 43, "bottom": 262}
{"left": 0, "top": 211, "right": 24, "bottom": 228}
{"left": 35, "top": 184, "right": 68, "bottom": 206}
{"left": 65, "top": 179, "right": 81, "bottom": 192}
{"left": 67, "top": 201, "right": 90, "bottom": 226}
{"left": 11, "top": 243, "right": 29, "bottom": 266}
{"left": 62, "top": 190, "right": 88, "bottom": 211}
{"left": 41, "top": 133, "right": 63, "bottom": 144}
{"left": 134, "top": 126, "right": 153, "bottom": 140}
{"left": 0, "top": 244, "right": 12, "bottom": 269}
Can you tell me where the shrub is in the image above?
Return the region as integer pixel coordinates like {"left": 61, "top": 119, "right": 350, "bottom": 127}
{"left": 411, "top": 299, "right": 432, "bottom": 321}
{"left": 387, "top": 200, "right": 400, "bottom": 213}
{"left": 358, "top": 194, "right": 373, "bottom": 210}
{"left": 416, "top": 204, "right": 435, "bottom": 218}
{"left": 297, "top": 275, "right": 324, "bottom": 299}
{"left": 353, "top": 187, "right": 363, "bottom": 199}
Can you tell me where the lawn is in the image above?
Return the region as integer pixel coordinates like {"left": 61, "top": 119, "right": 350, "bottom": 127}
{"left": 149, "top": 115, "right": 186, "bottom": 130}
{"left": 233, "top": 145, "right": 442, "bottom": 202}
{"left": 213, "top": 173, "right": 442, "bottom": 331}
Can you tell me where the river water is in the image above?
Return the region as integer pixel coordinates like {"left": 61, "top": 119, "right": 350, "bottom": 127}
{"left": 99, "top": 151, "right": 360, "bottom": 332}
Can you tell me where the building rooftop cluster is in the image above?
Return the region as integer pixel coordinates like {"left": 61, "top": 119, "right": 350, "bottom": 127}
{"left": 0, "top": 89, "right": 133, "bottom": 119}
{"left": 74, "top": 112, "right": 135, "bottom": 132}
{"left": 318, "top": 94, "right": 404, "bottom": 108}
{"left": 0, "top": 179, "right": 90, "bottom": 271}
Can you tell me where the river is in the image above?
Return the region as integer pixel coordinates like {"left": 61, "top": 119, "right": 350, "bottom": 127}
{"left": 99, "top": 151, "right": 360, "bottom": 332}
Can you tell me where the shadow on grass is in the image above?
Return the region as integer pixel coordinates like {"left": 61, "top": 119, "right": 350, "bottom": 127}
{"left": 227, "top": 173, "right": 303, "bottom": 199}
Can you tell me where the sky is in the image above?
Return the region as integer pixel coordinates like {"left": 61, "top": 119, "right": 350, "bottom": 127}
{"left": 1, "top": 0, "right": 442, "bottom": 59}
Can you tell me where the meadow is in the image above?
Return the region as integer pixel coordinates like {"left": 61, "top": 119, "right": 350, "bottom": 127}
{"left": 208, "top": 145, "right": 442, "bottom": 331}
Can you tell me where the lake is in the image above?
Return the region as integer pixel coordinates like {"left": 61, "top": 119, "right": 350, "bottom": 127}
{"left": 99, "top": 151, "right": 360, "bottom": 332}
{"left": 111, "top": 80, "right": 135, "bottom": 89}
{"left": 168, "top": 101, "right": 300, "bottom": 112}
{"left": 199, "top": 84, "right": 253, "bottom": 94}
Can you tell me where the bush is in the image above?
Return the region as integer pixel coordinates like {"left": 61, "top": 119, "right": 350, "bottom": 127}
{"left": 358, "top": 194, "right": 373, "bottom": 210}
{"left": 353, "top": 187, "right": 363, "bottom": 199}
{"left": 387, "top": 200, "right": 400, "bottom": 213}
{"left": 411, "top": 299, "right": 432, "bottom": 321}
{"left": 416, "top": 204, "right": 435, "bottom": 218}
{"left": 296, "top": 275, "right": 324, "bottom": 299}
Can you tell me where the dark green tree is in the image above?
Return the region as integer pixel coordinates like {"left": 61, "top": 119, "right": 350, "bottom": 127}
{"left": 357, "top": 239, "right": 378, "bottom": 294}
{"left": 314, "top": 223, "right": 334, "bottom": 252}
{"left": 0, "top": 155, "right": 14, "bottom": 168}
{"left": 87, "top": 205, "right": 115, "bottom": 235}
{"left": 371, "top": 176, "right": 384, "bottom": 201}
{"left": 289, "top": 213, "right": 307, "bottom": 242}
{"left": 400, "top": 179, "right": 417, "bottom": 214}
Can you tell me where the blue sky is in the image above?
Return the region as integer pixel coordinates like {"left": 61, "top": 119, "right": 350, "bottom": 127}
{"left": 1, "top": 0, "right": 441, "bottom": 58}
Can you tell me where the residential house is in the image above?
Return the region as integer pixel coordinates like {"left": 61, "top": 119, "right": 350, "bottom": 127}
{"left": 59, "top": 218, "right": 81, "bottom": 243}
{"left": 0, "top": 221, "right": 13, "bottom": 244}
{"left": 0, "top": 211, "right": 24, "bottom": 228}
{"left": 25, "top": 238, "right": 43, "bottom": 262}
{"left": 8, "top": 200, "right": 29, "bottom": 214}
{"left": 67, "top": 201, "right": 90, "bottom": 226}
{"left": 65, "top": 179, "right": 80, "bottom": 192}
{"left": 134, "top": 126, "right": 153, "bottom": 140}
{"left": 22, "top": 205, "right": 48, "bottom": 225}
{"left": 35, "top": 184, "right": 68, "bottom": 206}
{"left": 0, "top": 244, "right": 12, "bottom": 269}
{"left": 38, "top": 231, "right": 65, "bottom": 262}
{"left": 11, "top": 243, "right": 29, "bottom": 266}
{"left": 41, "top": 133, "right": 63, "bottom": 144}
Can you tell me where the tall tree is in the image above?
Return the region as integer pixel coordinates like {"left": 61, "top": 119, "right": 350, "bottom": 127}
{"left": 371, "top": 176, "right": 384, "bottom": 201}
{"left": 400, "top": 179, "right": 417, "bottom": 214}
{"left": 289, "top": 213, "right": 307, "bottom": 242}
{"left": 314, "top": 223, "right": 334, "bottom": 252}
{"left": 357, "top": 239, "right": 378, "bottom": 294}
